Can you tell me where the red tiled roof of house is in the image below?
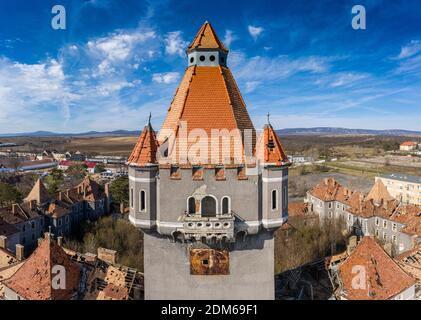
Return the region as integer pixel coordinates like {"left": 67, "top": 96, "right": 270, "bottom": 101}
{"left": 256, "top": 123, "right": 289, "bottom": 165}
{"left": 400, "top": 141, "right": 417, "bottom": 146}
{"left": 338, "top": 236, "right": 416, "bottom": 300}
{"left": 127, "top": 121, "right": 159, "bottom": 167}
{"left": 187, "top": 21, "right": 228, "bottom": 52}
{"left": 390, "top": 205, "right": 421, "bottom": 236}
{"left": 4, "top": 237, "right": 81, "bottom": 300}
{"left": 309, "top": 178, "right": 359, "bottom": 205}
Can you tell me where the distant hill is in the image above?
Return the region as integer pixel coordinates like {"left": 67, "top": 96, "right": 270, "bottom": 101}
{"left": 0, "top": 130, "right": 141, "bottom": 138}
{"left": 276, "top": 127, "right": 421, "bottom": 137}
{"left": 0, "top": 127, "right": 420, "bottom": 138}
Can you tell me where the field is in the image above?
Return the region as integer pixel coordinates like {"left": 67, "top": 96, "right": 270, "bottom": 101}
{"left": 0, "top": 136, "right": 138, "bottom": 156}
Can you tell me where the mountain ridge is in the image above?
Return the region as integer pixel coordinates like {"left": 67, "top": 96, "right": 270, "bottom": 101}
{"left": 0, "top": 127, "right": 420, "bottom": 138}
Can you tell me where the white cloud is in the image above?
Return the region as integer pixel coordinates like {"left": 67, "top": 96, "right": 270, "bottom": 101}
{"left": 83, "top": 28, "right": 156, "bottom": 77}
{"left": 245, "top": 81, "right": 261, "bottom": 93}
{"left": 0, "top": 57, "right": 75, "bottom": 127}
{"left": 152, "top": 72, "right": 180, "bottom": 84}
{"left": 223, "top": 30, "right": 236, "bottom": 47}
{"left": 230, "top": 51, "right": 330, "bottom": 83}
{"left": 396, "top": 40, "right": 421, "bottom": 60}
{"left": 164, "top": 31, "right": 188, "bottom": 56}
{"left": 316, "top": 72, "right": 370, "bottom": 88}
{"left": 248, "top": 25, "right": 264, "bottom": 40}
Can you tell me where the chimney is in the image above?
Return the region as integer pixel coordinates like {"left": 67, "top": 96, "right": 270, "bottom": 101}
{"left": 38, "top": 238, "right": 43, "bottom": 246}
{"left": 57, "top": 236, "right": 63, "bottom": 247}
{"left": 66, "top": 189, "right": 70, "bottom": 197}
{"left": 29, "top": 200, "right": 37, "bottom": 210}
{"left": 16, "top": 244, "right": 24, "bottom": 261}
{"left": 0, "top": 235, "right": 7, "bottom": 249}
{"left": 44, "top": 231, "right": 54, "bottom": 241}
{"left": 97, "top": 247, "right": 117, "bottom": 265}
{"left": 104, "top": 183, "right": 110, "bottom": 214}
{"left": 384, "top": 243, "right": 393, "bottom": 256}
{"left": 347, "top": 235, "right": 357, "bottom": 255}
{"left": 12, "top": 203, "right": 19, "bottom": 214}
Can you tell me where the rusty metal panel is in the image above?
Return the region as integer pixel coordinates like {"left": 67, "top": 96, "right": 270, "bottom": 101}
{"left": 190, "top": 248, "right": 229, "bottom": 275}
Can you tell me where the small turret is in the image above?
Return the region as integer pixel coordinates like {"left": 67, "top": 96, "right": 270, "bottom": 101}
{"left": 128, "top": 115, "right": 159, "bottom": 230}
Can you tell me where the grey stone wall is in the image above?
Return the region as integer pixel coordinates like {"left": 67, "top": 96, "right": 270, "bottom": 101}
{"left": 143, "top": 231, "right": 275, "bottom": 300}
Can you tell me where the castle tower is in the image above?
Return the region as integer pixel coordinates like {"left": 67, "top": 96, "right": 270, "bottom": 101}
{"left": 128, "top": 22, "right": 291, "bottom": 300}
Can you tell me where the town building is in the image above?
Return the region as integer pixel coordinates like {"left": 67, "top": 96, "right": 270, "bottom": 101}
{"left": 58, "top": 160, "right": 97, "bottom": 173}
{"left": 0, "top": 177, "right": 110, "bottom": 255}
{"left": 328, "top": 236, "right": 417, "bottom": 300}
{"left": 128, "top": 21, "right": 291, "bottom": 299}
{"left": 0, "top": 234, "right": 143, "bottom": 300}
{"left": 376, "top": 173, "right": 421, "bottom": 206}
{"left": 307, "top": 178, "right": 421, "bottom": 255}
{"left": 400, "top": 141, "right": 418, "bottom": 151}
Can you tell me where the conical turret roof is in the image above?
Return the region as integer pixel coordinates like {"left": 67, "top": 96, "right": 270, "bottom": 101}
{"left": 24, "top": 178, "right": 50, "bottom": 204}
{"left": 128, "top": 120, "right": 159, "bottom": 167}
{"left": 366, "top": 179, "right": 394, "bottom": 204}
{"left": 187, "top": 21, "right": 228, "bottom": 52}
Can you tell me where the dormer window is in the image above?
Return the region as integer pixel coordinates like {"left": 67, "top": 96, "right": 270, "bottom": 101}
{"left": 170, "top": 165, "right": 181, "bottom": 179}
{"left": 192, "top": 166, "right": 204, "bottom": 180}
{"left": 215, "top": 166, "right": 225, "bottom": 180}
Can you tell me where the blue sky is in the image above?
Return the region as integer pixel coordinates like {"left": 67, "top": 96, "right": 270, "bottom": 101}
{"left": 0, "top": 0, "right": 420, "bottom": 133}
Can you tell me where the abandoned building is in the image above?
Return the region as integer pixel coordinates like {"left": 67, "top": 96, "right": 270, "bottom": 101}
{"left": 0, "top": 233, "right": 143, "bottom": 300}
{"left": 307, "top": 178, "right": 421, "bottom": 255}
{"left": 327, "top": 236, "right": 417, "bottom": 300}
{"left": 0, "top": 177, "right": 110, "bottom": 256}
{"left": 128, "top": 21, "right": 291, "bottom": 299}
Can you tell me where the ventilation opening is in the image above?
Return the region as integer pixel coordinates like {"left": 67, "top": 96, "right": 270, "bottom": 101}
{"left": 199, "top": 55, "right": 205, "bottom": 61}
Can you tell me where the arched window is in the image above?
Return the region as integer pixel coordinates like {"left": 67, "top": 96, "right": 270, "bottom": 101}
{"left": 139, "top": 190, "right": 146, "bottom": 212}
{"left": 201, "top": 196, "right": 217, "bottom": 217}
{"left": 221, "top": 197, "right": 230, "bottom": 214}
{"left": 188, "top": 197, "right": 196, "bottom": 214}
{"left": 271, "top": 190, "right": 278, "bottom": 210}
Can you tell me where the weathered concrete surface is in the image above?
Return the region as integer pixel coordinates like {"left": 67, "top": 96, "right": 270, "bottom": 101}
{"left": 144, "top": 231, "right": 275, "bottom": 300}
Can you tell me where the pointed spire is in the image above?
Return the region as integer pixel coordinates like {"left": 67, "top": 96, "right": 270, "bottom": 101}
{"left": 187, "top": 21, "right": 228, "bottom": 53}
{"left": 366, "top": 179, "right": 394, "bottom": 204}
{"left": 127, "top": 120, "right": 159, "bottom": 167}
{"left": 256, "top": 123, "right": 290, "bottom": 166}
{"left": 266, "top": 112, "right": 270, "bottom": 125}
{"left": 24, "top": 178, "right": 50, "bottom": 205}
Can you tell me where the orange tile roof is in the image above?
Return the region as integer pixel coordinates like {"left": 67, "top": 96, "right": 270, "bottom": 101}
{"left": 338, "top": 236, "right": 416, "bottom": 300}
{"left": 4, "top": 237, "right": 81, "bottom": 300}
{"left": 127, "top": 122, "right": 159, "bottom": 167}
{"left": 158, "top": 66, "right": 255, "bottom": 165}
{"left": 256, "top": 123, "right": 289, "bottom": 165}
{"left": 309, "top": 178, "right": 359, "bottom": 205}
{"left": 366, "top": 179, "right": 394, "bottom": 203}
{"left": 187, "top": 21, "right": 228, "bottom": 52}
{"left": 400, "top": 141, "right": 417, "bottom": 146}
